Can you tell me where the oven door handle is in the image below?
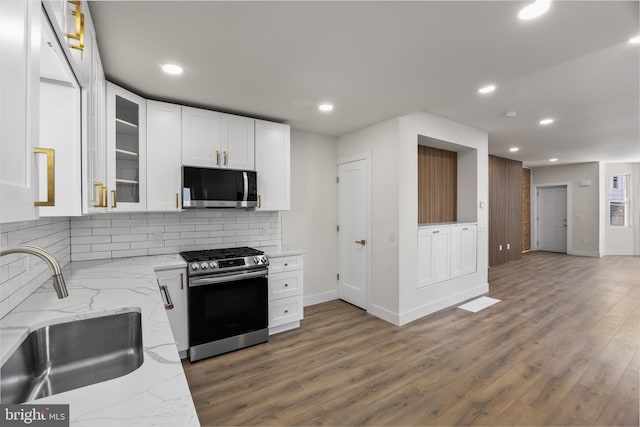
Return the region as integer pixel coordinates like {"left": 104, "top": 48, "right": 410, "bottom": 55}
{"left": 189, "top": 269, "right": 268, "bottom": 287}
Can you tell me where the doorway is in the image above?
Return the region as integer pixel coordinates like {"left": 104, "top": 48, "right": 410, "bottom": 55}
{"left": 536, "top": 185, "right": 568, "bottom": 253}
{"left": 337, "top": 154, "right": 370, "bottom": 310}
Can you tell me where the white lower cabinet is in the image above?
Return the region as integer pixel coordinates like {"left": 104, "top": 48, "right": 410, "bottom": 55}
{"left": 268, "top": 254, "right": 303, "bottom": 335}
{"left": 155, "top": 268, "right": 188, "bottom": 358}
{"left": 418, "top": 223, "right": 477, "bottom": 288}
{"left": 451, "top": 224, "right": 477, "bottom": 278}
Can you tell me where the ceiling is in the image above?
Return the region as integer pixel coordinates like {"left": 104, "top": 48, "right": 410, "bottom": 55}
{"left": 89, "top": 1, "right": 640, "bottom": 167}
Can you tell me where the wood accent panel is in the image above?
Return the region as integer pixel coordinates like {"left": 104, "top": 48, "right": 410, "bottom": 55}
{"left": 418, "top": 146, "right": 457, "bottom": 223}
{"left": 522, "top": 168, "right": 531, "bottom": 251}
{"left": 489, "top": 155, "right": 522, "bottom": 266}
{"left": 184, "top": 252, "right": 640, "bottom": 426}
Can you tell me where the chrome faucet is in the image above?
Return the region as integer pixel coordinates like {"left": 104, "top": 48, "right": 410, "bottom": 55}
{"left": 0, "top": 245, "right": 68, "bottom": 298}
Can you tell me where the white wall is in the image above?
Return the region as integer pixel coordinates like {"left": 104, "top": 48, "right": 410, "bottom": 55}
{"left": 282, "top": 130, "right": 338, "bottom": 305}
{"left": 603, "top": 163, "right": 638, "bottom": 255}
{"left": 531, "top": 162, "right": 600, "bottom": 256}
{"left": 337, "top": 118, "right": 400, "bottom": 317}
{"left": 0, "top": 218, "right": 71, "bottom": 318}
{"left": 398, "top": 112, "right": 489, "bottom": 325}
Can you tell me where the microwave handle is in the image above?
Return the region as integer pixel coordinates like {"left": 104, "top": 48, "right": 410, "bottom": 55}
{"left": 242, "top": 171, "right": 248, "bottom": 202}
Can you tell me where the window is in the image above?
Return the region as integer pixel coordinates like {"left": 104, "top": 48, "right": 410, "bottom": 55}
{"left": 608, "top": 175, "right": 629, "bottom": 227}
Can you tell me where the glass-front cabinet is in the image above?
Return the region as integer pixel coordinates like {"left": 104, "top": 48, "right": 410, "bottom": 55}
{"left": 106, "top": 83, "right": 146, "bottom": 211}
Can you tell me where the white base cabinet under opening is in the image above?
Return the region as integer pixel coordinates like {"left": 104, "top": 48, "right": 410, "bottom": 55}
{"left": 418, "top": 223, "right": 477, "bottom": 288}
{"left": 155, "top": 267, "right": 188, "bottom": 359}
{"left": 268, "top": 254, "right": 303, "bottom": 335}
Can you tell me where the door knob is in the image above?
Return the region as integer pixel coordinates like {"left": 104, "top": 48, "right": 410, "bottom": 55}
{"left": 355, "top": 239, "right": 366, "bottom": 246}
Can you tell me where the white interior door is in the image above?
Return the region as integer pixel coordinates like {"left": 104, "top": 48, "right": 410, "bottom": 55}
{"left": 338, "top": 158, "right": 369, "bottom": 309}
{"left": 537, "top": 186, "right": 567, "bottom": 253}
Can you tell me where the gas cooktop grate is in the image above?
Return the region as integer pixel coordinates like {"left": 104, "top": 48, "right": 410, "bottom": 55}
{"left": 180, "top": 247, "right": 264, "bottom": 262}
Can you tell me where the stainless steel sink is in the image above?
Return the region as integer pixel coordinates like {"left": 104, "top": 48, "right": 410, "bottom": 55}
{"left": 1, "top": 311, "right": 143, "bottom": 403}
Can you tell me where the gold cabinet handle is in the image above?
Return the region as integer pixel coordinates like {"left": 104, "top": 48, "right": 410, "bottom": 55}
{"left": 176, "top": 192, "right": 179, "bottom": 209}
{"left": 216, "top": 150, "right": 220, "bottom": 166}
{"left": 102, "top": 187, "right": 108, "bottom": 208}
{"left": 355, "top": 239, "right": 366, "bottom": 246}
{"left": 67, "top": 1, "right": 85, "bottom": 51}
{"left": 34, "top": 148, "right": 55, "bottom": 206}
{"left": 224, "top": 151, "right": 228, "bottom": 166}
{"left": 111, "top": 190, "right": 117, "bottom": 208}
{"left": 93, "top": 181, "right": 104, "bottom": 208}
{"left": 432, "top": 230, "right": 440, "bottom": 234}
{"left": 258, "top": 194, "right": 261, "bottom": 208}
{"left": 180, "top": 273, "right": 184, "bottom": 290}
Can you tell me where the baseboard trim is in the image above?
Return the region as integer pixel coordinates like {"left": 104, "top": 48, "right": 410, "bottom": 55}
{"left": 368, "top": 304, "right": 401, "bottom": 326}
{"left": 304, "top": 290, "right": 338, "bottom": 307}
{"left": 398, "top": 283, "right": 489, "bottom": 326}
{"left": 568, "top": 250, "right": 601, "bottom": 257}
{"left": 604, "top": 250, "right": 635, "bottom": 256}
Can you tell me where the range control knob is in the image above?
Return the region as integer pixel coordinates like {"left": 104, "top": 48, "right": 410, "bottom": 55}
{"left": 200, "top": 262, "right": 208, "bottom": 270}
{"left": 253, "top": 257, "right": 259, "bottom": 264}
{"left": 209, "top": 262, "right": 216, "bottom": 269}
{"left": 261, "top": 256, "right": 267, "bottom": 263}
{"left": 191, "top": 263, "right": 199, "bottom": 270}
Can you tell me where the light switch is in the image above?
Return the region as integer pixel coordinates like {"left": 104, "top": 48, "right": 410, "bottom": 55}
{"left": 480, "top": 201, "right": 486, "bottom": 209}
{"left": 387, "top": 230, "right": 394, "bottom": 241}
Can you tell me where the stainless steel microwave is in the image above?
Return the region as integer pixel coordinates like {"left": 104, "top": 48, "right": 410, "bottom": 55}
{"left": 182, "top": 166, "right": 257, "bottom": 208}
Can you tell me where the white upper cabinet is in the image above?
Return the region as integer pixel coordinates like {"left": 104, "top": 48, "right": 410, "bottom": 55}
{"left": 106, "top": 83, "right": 147, "bottom": 212}
{"left": 37, "top": 9, "right": 82, "bottom": 217}
{"left": 147, "top": 101, "right": 182, "bottom": 211}
{"left": 182, "top": 107, "right": 255, "bottom": 170}
{"left": 220, "top": 113, "right": 254, "bottom": 170}
{"left": 255, "top": 120, "right": 290, "bottom": 211}
{"left": 0, "top": 0, "right": 40, "bottom": 223}
{"left": 43, "top": 0, "right": 93, "bottom": 86}
{"left": 181, "top": 106, "right": 222, "bottom": 168}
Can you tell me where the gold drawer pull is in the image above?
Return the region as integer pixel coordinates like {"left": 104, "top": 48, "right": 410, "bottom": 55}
{"left": 176, "top": 192, "right": 179, "bottom": 209}
{"left": 34, "top": 148, "right": 55, "bottom": 206}
{"left": 258, "top": 194, "right": 261, "bottom": 208}
{"left": 433, "top": 230, "right": 439, "bottom": 234}
{"left": 224, "top": 150, "right": 228, "bottom": 166}
{"left": 216, "top": 150, "right": 220, "bottom": 166}
{"left": 111, "top": 190, "right": 117, "bottom": 208}
{"left": 462, "top": 227, "right": 469, "bottom": 231}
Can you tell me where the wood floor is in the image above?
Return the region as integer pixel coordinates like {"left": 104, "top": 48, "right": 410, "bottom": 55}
{"left": 183, "top": 252, "right": 640, "bottom": 426}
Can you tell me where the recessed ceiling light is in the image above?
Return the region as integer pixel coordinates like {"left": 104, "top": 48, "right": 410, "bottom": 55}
{"left": 518, "top": 0, "right": 552, "bottom": 20}
{"left": 549, "top": 158, "right": 558, "bottom": 162}
{"left": 160, "top": 64, "right": 183, "bottom": 75}
{"left": 478, "top": 84, "right": 496, "bottom": 94}
{"left": 318, "top": 103, "right": 334, "bottom": 112}
{"left": 539, "top": 118, "right": 554, "bottom": 126}
{"left": 509, "top": 147, "right": 520, "bottom": 152}
{"left": 629, "top": 35, "right": 640, "bottom": 44}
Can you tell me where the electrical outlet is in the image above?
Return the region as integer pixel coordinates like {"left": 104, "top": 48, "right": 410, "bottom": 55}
{"left": 582, "top": 239, "right": 587, "bottom": 246}
{"left": 499, "top": 245, "right": 502, "bottom": 251}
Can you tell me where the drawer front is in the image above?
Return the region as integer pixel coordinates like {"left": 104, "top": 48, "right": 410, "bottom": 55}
{"left": 269, "top": 255, "right": 303, "bottom": 274}
{"left": 269, "top": 270, "right": 302, "bottom": 300}
{"left": 269, "top": 295, "right": 303, "bottom": 327}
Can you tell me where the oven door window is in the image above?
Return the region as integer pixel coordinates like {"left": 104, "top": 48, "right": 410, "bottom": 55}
{"left": 188, "top": 276, "right": 268, "bottom": 345}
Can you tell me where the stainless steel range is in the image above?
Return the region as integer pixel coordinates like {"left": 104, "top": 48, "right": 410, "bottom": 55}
{"left": 180, "top": 247, "right": 269, "bottom": 362}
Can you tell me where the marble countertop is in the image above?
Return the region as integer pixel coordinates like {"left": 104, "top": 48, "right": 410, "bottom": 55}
{"left": 258, "top": 245, "right": 306, "bottom": 257}
{"left": 0, "top": 254, "right": 199, "bottom": 427}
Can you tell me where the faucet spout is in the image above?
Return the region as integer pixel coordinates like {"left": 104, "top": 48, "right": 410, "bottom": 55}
{"left": 0, "top": 245, "right": 68, "bottom": 299}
